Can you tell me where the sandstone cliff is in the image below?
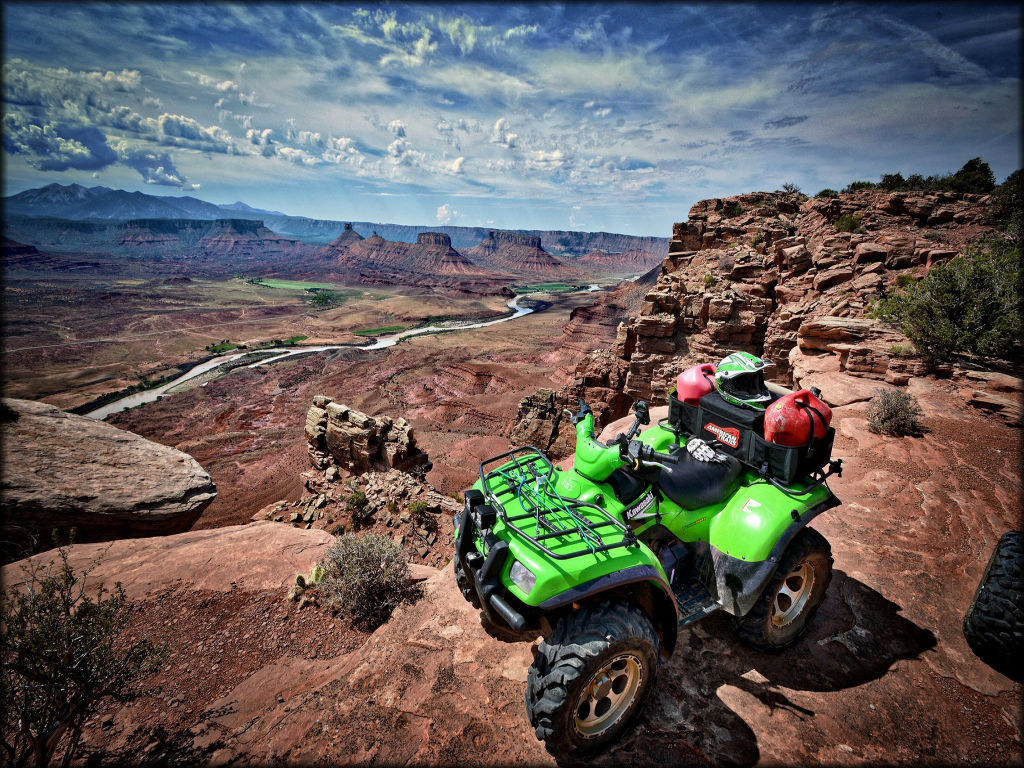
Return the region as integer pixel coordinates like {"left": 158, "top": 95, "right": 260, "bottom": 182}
{"left": 464, "top": 230, "right": 573, "bottom": 276}
{"left": 513, "top": 188, "right": 1019, "bottom": 450}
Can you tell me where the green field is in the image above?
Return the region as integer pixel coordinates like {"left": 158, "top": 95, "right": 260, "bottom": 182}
{"left": 513, "top": 282, "right": 580, "bottom": 293}
{"left": 354, "top": 325, "right": 411, "bottom": 336}
{"left": 251, "top": 279, "right": 337, "bottom": 290}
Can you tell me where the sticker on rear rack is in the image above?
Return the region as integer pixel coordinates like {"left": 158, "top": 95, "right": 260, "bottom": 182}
{"left": 704, "top": 422, "right": 740, "bottom": 449}
{"left": 625, "top": 490, "right": 657, "bottom": 520}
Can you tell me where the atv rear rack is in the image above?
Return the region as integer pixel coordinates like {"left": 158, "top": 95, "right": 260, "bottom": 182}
{"left": 480, "top": 447, "right": 637, "bottom": 560}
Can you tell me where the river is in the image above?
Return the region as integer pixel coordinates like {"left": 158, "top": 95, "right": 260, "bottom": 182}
{"left": 86, "top": 296, "right": 534, "bottom": 420}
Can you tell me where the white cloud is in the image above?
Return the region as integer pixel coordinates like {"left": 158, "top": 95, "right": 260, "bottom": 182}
{"left": 436, "top": 203, "right": 458, "bottom": 223}
{"left": 490, "top": 117, "right": 517, "bottom": 148}
{"left": 387, "top": 119, "right": 406, "bottom": 137}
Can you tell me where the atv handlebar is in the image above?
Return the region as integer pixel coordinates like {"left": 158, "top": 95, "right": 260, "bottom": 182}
{"left": 617, "top": 436, "right": 678, "bottom": 470}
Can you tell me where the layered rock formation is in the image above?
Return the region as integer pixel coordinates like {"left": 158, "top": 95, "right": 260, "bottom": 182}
{"left": 304, "top": 396, "right": 430, "bottom": 477}
{"left": 328, "top": 230, "right": 482, "bottom": 277}
{"left": 574, "top": 248, "right": 665, "bottom": 273}
{"left": 464, "top": 230, "right": 572, "bottom": 276}
{"left": 116, "top": 218, "right": 300, "bottom": 256}
{"left": 251, "top": 398, "right": 454, "bottom": 565}
{"left": 512, "top": 188, "right": 1015, "bottom": 450}
{"left": 0, "top": 398, "right": 216, "bottom": 557}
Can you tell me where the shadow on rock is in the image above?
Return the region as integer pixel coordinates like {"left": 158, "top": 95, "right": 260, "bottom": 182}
{"left": 593, "top": 570, "right": 937, "bottom": 767}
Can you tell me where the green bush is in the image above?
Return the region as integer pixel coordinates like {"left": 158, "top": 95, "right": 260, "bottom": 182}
{"left": 879, "top": 172, "right": 906, "bottom": 191}
{"left": 781, "top": 182, "right": 801, "bottom": 194}
{"left": 816, "top": 188, "right": 839, "bottom": 198}
{"left": 316, "top": 534, "right": 415, "bottom": 629}
{"left": 309, "top": 291, "right": 342, "bottom": 309}
{"left": 946, "top": 157, "right": 995, "bottom": 194}
{"left": 871, "top": 236, "right": 1022, "bottom": 361}
{"left": 751, "top": 230, "right": 764, "bottom": 246}
{"left": 990, "top": 168, "right": 1023, "bottom": 241}
{"left": 723, "top": 201, "right": 744, "bottom": 218}
{"left": 867, "top": 389, "right": 924, "bottom": 436}
{"left": 1, "top": 543, "right": 164, "bottom": 767}
{"left": 888, "top": 343, "right": 916, "bottom": 359}
{"left": 843, "top": 181, "right": 877, "bottom": 193}
{"left": 835, "top": 214, "right": 862, "bottom": 232}
{"left": 703, "top": 273, "right": 716, "bottom": 287}
{"left": 895, "top": 274, "right": 917, "bottom": 289}
{"left": 865, "top": 159, "right": 999, "bottom": 195}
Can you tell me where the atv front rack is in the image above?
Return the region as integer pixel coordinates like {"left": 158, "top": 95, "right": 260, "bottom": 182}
{"left": 480, "top": 447, "right": 637, "bottom": 560}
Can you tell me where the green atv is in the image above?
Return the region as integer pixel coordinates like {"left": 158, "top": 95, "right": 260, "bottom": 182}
{"left": 454, "top": 397, "right": 842, "bottom": 760}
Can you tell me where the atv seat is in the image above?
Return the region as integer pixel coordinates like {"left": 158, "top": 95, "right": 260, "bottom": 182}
{"left": 657, "top": 449, "right": 743, "bottom": 510}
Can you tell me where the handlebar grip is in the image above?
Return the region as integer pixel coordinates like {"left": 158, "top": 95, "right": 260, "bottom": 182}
{"left": 648, "top": 449, "right": 679, "bottom": 464}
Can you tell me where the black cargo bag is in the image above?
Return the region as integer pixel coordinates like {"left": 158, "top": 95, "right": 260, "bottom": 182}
{"left": 667, "top": 391, "right": 834, "bottom": 485}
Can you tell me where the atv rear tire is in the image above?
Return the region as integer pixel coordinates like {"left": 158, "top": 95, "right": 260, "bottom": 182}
{"left": 963, "top": 531, "right": 1024, "bottom": 682}
{"left": 526, "top": 601, "right": 659, "bottom": 760}
{"left": 453, "top": 558, "right": 480, "bottom": 609}
{"left": 735, "top": 527, "right": 833, "bottom": 651}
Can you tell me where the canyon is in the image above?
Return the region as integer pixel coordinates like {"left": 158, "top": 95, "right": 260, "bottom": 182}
{"left": 2, "top": 183, "right": 1021, "bottom": 765}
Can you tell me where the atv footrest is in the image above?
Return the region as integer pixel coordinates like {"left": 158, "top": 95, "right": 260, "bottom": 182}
{"left": 672, "top": 578, "right": 721, "bottom": 627}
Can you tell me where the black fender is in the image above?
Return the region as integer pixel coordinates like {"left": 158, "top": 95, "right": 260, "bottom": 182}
{"left": 538, "top": 564, "right": 680, "bottom": 658}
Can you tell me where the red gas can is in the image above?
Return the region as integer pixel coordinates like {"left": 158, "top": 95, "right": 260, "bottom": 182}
{"left": 764, "top": 389, "right": 832, "bottom": 446}
{"left": 676, "top": 363, "right": 717, "bottom": 405}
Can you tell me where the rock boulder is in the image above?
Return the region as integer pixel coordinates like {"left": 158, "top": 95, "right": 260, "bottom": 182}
{"left": 0, "top": 398, "right": 216, "bottom": 556}
{"left": 305, "top": 396, "right": 430, "bottom": 477}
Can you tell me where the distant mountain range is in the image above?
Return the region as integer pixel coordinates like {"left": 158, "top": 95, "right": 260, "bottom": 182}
{"left": 4, "top": 183, "right": 668, "bottom": 257}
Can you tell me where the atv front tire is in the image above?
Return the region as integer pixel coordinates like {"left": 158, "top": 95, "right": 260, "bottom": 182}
{"left": 453, "top": 558, "right": 480, "bottom": 609}
{"left": 963, "top": 531, "right": 1024, "bottom": 682}
{"left": 526, "top": 601, "right": 659, "bottom": 760}
{"left": 735, "top": 527, "right": 833, "bottom": 651}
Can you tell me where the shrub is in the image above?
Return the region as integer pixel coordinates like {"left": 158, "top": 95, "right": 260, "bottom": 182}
{"left": 879, "top": 172, "right": 906, "bottom": 191}
{"left": 346, "top": 490, "right": 371, "bottom": 529}
{"left": 316, "top": 534, "right": 415, "bottom": 629}
{"left": 703, "top": 273, "right": 716, "bottom": 287}
{"left": 895, "top": 274, "right": 917, "bottom": 289}
{"left": 1, "top": 543, "right": 164, "bottom": 767}
{"left": 751, "top": 230, "right": 764, "bottom": 246}
{"left": 946, "top": 157, "right": 995, "bottom": 194}
{"left": 843, "top": 181, "right": 877, "bottom": 193}
{"left": 871, "top": 235, "right": 1022, "bottom": 361}
{"left": 867, "top": 389, "right": 924, "bottom": 436}
{"left": 888, "top": 343, "right": 916, "bottom": 359}
{"left": 816, "top": 188, "right": 839, "bottom": 198}
{"left": 723, "top": 201, "right": 744, "bottom": 218}
{"left": 309, "top": 291, "right": 342, "bottom": 309}
{"left": 835, "top": 214, "right": 862, "bottom": 233}
{"left": 781, "top": 182, "right": 802, "bottom": 194}
{"left": 990, "top": 168, "right": 1023, "bottom": 242}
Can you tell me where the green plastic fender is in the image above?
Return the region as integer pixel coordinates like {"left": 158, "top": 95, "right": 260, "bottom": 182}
{"left": 708, "top": 479, "right": 834, "bottom": 562}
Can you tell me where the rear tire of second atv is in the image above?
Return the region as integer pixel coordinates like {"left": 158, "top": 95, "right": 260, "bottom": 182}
{"left": 734, "top": 526, "right": 833, "bottom": 651}
{"left": 963, "top": 530, "right": 1024, "bottom": 682}
{"left": 526, "top": 601, "right": 659, "bottom": 762}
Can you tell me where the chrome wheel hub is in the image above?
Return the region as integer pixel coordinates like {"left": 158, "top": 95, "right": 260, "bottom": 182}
{"left": 772, "top": 561, "right": 814, "bottom": 628}
{"left": 574, "top": 654, "right": 643, "bottom": 738}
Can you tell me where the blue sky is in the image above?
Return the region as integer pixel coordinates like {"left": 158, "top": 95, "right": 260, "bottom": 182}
{"left": 3, "top": 3, "right": 1020, "bottom": 235}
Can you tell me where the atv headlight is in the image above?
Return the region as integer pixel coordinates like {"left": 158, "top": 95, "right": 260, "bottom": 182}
{"left": 509, "top": 561, "right": 537, "bottom": 595}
